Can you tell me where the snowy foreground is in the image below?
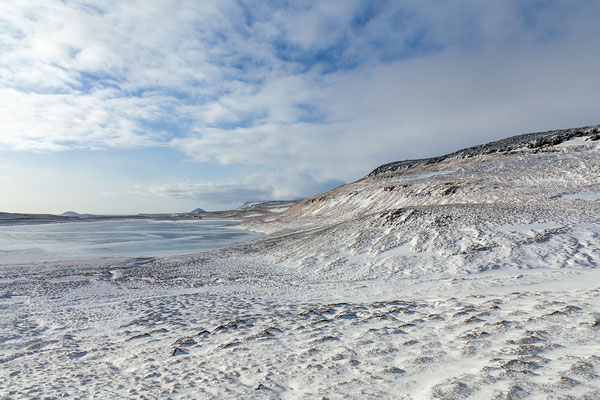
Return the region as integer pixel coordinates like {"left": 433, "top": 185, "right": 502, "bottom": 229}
{"left": 2, "top": 126, "right": 600, "bottom": 399}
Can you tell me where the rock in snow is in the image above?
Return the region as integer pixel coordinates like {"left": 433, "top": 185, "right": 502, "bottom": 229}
{"left": 1, "top": 124, "right": 600, "bottom": 399}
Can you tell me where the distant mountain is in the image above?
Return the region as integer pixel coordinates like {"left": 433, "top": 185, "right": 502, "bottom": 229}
{"left": 61, "top": 211, "right": 90, "bottom": 218}
{"left": 189, "top": 208, "right": 206, "bottom": 214}
{"left": 61, "top": 211, "right": 98, "bottom": 219}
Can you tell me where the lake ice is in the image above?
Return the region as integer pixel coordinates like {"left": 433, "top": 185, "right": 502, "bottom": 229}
{"left": 0, "top": 219, "right": 260, "bottom": 263}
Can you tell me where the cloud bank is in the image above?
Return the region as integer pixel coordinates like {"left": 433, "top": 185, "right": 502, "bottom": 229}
{"left": 1, "top": 1, "right": 600, "bottom": 210}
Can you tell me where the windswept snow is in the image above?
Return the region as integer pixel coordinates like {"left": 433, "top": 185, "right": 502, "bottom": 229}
{"left": 393, "top": 170, "right": 453, "bottom": 182}
{"left": 561, "top": 192, "right": 600, "bottom": 201}
{"left": 1, "top": 125, "right": 600, "bottom": 399}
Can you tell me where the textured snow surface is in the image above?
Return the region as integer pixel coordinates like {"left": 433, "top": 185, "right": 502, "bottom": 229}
{"left": 1, "top": 125, "right": 600, "bottom": 399}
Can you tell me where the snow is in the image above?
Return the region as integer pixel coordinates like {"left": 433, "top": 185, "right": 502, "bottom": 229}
{"left": 265, "top": 206, "right": 292, "bottom": 213}
{"left": 241, "top": 213, "right": 263, "bottom": 218}
{"left": 1, "top": 125, "right": 600, "bottom": 398}
{"left": 561, "top": 192, "right": 600, "bottom": 201}
{"left": 556, "top": 135, "right": 599, "bottom": 148}
{"left": 394, "top": 170, "right": 453, "bottom": 181}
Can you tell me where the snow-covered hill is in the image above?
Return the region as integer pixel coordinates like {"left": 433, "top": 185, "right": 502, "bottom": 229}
{"left": 242, "top": 125, "right": 600, "bottom": 233}
{"left": 237, "top": 126, "right": 600, "bottom": 279}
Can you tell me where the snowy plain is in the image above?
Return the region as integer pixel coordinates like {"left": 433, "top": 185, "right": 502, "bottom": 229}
{"left": 1, "top": 125, "right": 600, "bottom": 399}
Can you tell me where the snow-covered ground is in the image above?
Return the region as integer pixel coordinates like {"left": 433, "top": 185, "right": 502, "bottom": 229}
{"left": 1, "top": 125, "right": 599, "bottom": 399}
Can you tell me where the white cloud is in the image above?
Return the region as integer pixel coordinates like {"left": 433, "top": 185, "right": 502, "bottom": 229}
{"left": 135, "top": 173, "right": 343, "bottom": 210}
{"left": 0, "top": 88, "right": 171, "bottom": 151}
{"left": 170, "top": 41, "right": 600, "bottom": 183}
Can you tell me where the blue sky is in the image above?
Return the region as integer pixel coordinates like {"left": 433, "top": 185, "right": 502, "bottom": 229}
{"left": 1, "top": 1, "right": 599, "bottom": 214}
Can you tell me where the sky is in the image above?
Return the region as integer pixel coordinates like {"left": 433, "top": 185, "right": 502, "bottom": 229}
{"left": 1, "top": 1, "right": 599, "bottom": 214}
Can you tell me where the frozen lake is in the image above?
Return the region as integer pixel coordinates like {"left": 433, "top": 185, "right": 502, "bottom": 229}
{"left": 0, "top": 219, "right": 261, "bottom": 263}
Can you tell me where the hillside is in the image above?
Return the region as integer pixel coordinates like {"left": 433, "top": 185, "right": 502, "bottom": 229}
{"left": 237, "top": 125, "right": 600, "bottom": 280}
{"left": 242, "top": 125, "right": 599, "bottom": 232}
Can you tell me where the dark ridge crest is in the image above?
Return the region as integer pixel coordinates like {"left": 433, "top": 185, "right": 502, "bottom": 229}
{"left": 369, "top": 125, "right": 600, "bottom": 177}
